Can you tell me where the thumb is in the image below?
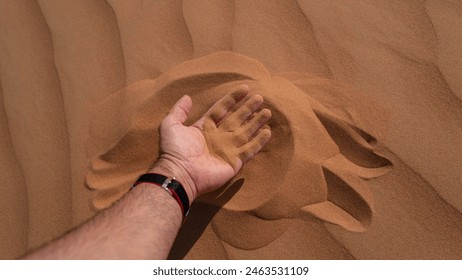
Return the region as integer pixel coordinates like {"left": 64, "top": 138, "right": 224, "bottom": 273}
{"left": 165, "top": 95, "right": 193, "bottom": 125}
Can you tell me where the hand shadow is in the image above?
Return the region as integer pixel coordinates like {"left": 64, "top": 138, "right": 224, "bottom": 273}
{"left": 168, "top": 178, "right": 245, "bottom": 259}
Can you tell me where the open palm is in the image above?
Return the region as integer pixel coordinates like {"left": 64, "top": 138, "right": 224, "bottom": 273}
{"left": 155, "top": 85, "right": 272, "bottom": 201}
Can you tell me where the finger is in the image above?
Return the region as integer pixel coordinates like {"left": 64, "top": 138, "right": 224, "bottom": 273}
{"left": 164, "top": 95, "right": 192, "bottom": 125}
{"left": 221, "top": 94, "right": 264, "bottom": 131}
{"left": 262, "top": 124, "right": 271, "bottom": 130}
{"left": 239, "top": 108, "right": 272, "bottom": 140}
{"left": 233, "top": 94, "right": 264, "bottom": 124}
{"left": 243, "top": 112, "right": 257, "bottom": 125}
{"left": 239, "top": 128, "right": 272, "bottom": 164}
{"left": 199, "top": 85, "right": 249, "bottom": 126}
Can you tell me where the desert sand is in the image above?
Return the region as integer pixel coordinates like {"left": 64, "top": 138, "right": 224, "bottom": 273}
{"left": 0, "top": 0, "right": 461, "bottom": 259}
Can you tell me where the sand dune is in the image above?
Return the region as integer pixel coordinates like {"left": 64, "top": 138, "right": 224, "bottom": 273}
{"left": 0, "top": 0, "right": 461, "bottom": 259}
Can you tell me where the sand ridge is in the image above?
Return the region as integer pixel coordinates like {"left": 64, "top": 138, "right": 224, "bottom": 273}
{"left": 1, "top": 0, "right": 461, "bottom": 259}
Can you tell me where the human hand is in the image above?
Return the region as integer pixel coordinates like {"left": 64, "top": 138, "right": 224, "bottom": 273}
{"left": 151, "top": 85, "right": 272, "bottom": 203}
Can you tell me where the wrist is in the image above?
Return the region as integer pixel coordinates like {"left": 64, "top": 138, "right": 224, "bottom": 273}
{"left": 149, "top": 156, "right": 197, "bottom": 205}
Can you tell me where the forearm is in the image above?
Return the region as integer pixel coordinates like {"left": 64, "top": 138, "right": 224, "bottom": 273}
{"left": 21, "top": 88, "right": 270, "bottom": 259}
{"left": 23, "top": 183, "right": 183, "bottom": 259}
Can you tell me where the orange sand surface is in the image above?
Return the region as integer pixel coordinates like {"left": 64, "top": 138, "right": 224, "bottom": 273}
{"left": 0, "top": 0, "right": 461, "bottom": 259}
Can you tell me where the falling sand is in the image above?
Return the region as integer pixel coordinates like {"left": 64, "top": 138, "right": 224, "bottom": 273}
{"left": 85, "top": 52, "right": 456, "bottom": 259}
{"left": 0, "top": 1, "right": 461, "bottom": 259}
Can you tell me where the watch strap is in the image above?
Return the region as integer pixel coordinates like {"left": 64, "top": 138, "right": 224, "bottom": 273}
{"left": 132, "top": 173, "right": 190, "bottom": 219}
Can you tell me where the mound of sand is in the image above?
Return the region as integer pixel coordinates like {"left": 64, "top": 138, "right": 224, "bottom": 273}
{"left": 86, "top": 52, "right": 391, "bottom": 254}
